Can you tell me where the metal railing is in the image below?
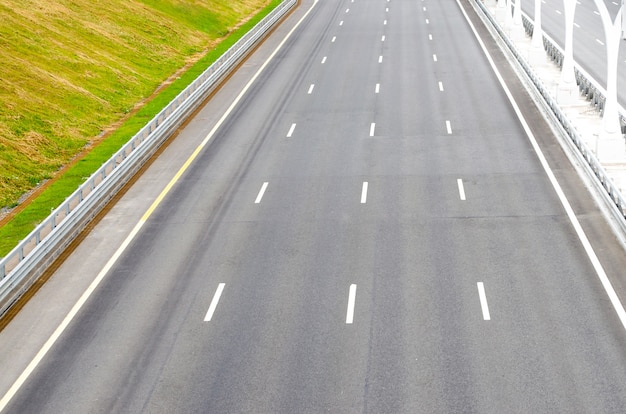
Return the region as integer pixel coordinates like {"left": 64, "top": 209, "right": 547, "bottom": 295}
{"left": 473, "top": 0, "right": 626, "bottom": 221}
{"left": 0, "top": 0, "right": 297, "bottom": 316}
{"left": 522, "top": 13, "right": 626, "bottom": 132}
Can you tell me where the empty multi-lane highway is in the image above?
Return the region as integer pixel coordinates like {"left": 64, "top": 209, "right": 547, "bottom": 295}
{"left": 2, "top": 0, "right": 626, "bottom": 412}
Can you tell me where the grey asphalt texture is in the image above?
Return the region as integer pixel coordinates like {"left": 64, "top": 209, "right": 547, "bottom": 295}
{"left": 3, "top": 0, "right": 626, "bottom": 412}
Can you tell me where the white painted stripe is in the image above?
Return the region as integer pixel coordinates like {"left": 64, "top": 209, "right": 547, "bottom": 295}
{"left": 346, "top": 284, "right": 357, "bottom": 324}
{"left": 429, "top": 34, "right": 433, "bottom": 40}
{"left": 321, "top": 56, "right": 327, "bottom": 64}
{"left": 204, "top": 283, "right": 226, "bottom": 322}
{"left": 308, "top": 84, "right": 315, "bottom": 94}
{"left": 477, "top": 282, "right": 491, "bottom": 320}
{"left": 433, "top": 54, "right": 438, "bottom": 62}
{"left": 439, "top": 81, "right": 444, "bottom": 91}
{"left": 370, "top": 123, "right": 376, "bottom": 137}
{"left": 574, "top": 22, "right": 581, "bottom": 28}
{"left": 446, "top": 120, "right": 452, "bottom": 134}
{"left": 287, "top": 123, "right": 296, "bottom": 138}
{"left": 339, "top": 20, "right": 344, "bottom": 26}
{"left": 379, "top": 55, "right": 383, "bottom": 63}
{"left": 384, "top": 19, "right": 387, "bottom": 25}
{"left": 255, "top": 182, "right": 269, "bottom": 204}
{"left": 346, "top": 8, "right": 350, "bottom": 12}
{"left": 0, "top": 1, "right": 322, "bottom": 410}
{"left": 375, "top": 83, "right": 380, "bottom": 94}
{"left": 457, "top": 178, "right": 466, "bottom": 200}
{"left": 382, "top": 35, "right": 386, "bottom": 42}
{"left": 361, "top": 182, "right": 368, "bottom": 203}
{"left": 596, "top": 39, "right": 604, "bottom": 46}
{"left": 332, "top": 36, "right": 336, "bottom": 42}
{"left": 426, "top": 18, "right": 430, "bottom": 24}
{"left": 386, "top": 7, "right": 389, "bottom": 12}
{"left": 457, "top": 0, "right": 626, "bottom": 332}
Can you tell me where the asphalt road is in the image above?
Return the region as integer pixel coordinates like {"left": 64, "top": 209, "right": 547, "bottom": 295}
{"left": 3, "top": 0, "right": 626, "bottom": 412}
{"left": 520, "top": 0, "right": 626, "bottom": 107}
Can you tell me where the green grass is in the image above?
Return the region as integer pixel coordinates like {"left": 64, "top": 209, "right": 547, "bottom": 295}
{"left": 0, "top": 0, "right": 283, "bottom": 256}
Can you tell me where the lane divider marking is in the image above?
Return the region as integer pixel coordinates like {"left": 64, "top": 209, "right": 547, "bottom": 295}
{"left": 204, "top": 283, "right": 226, "bottom": 322}
{"left": 457, "top": 178, "right": 466, "bottom": 201}
{"left": 361, "top": 182, "right": 369, "bottom": 204}
{"left": 287, "top": 123, "right": 296, "bottom": 138}
{"left": 457, "top": 0, "right": 626, "bottom": 331}
{"left": 346, "top": 284, "right": 357, "bottom": 324}
{"left": 255, "top": 182, "right": 269, "bottom": 204}
{"left": 477, "top": 282, "right": 491, "bottom": 320}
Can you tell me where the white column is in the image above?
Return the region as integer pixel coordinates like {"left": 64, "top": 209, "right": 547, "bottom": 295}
{"left": 496, "top": 0, "right": 507, "bottom": 23}
{"left": 513, "top": 0, "right": 523, "bottom": 25}
{"left": 531, "top": 0, "right": 543, "bottom": 48}
{"left": 556, "top": 0, "right": 577, "bottom": 104}
{"left": 593, "top": 0, "right": 623, "bottom": 139}
{"left": 560, "top": 0, "right": 576, "bottom": 87}
{"left": 622, "top": 0, "right": 625, "bottom": 40}
{"left": 505, "top": 0, "right": 513, "bottom": 30}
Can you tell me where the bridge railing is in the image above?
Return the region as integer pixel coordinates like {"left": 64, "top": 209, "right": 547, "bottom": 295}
{"left": 473, "top": 0, "right": 626, "bottom": 223}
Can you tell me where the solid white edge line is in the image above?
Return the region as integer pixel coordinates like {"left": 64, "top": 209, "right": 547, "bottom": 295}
{"left": 346, "top": 284, "right": 357, "bottom": 324}
{"left": 0, "top": 3, "right": 322, "bottom": 409}
{"left": 287, "top": 123, "right": 296, "bottom": 138}
{"left": 204, "top": 283, "right": 226, "bottom": 322}
{"left": 361, "top": 182, "right": 369, "bottom": 204}
{"left": 255, "top": 182, "right": 269, "bottom": 204}
{"left": 456, "top": 0, "right": 626, "bottom": 331}
{"left": 477, "top": 282, "right": 491, "bottom": 320}
{"left": 457, "top": 178, "right": 466, "bottom": 201}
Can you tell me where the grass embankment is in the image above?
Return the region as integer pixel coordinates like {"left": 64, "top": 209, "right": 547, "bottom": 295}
{"left": 0, "top": 0, "right": 282, "bottom": 256}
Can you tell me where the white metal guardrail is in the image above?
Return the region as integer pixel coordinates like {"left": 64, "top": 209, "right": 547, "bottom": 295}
{"left": 0, "top": 0, "right": 297, "bottom": 316}
{"left": 521, "top": 13, "right": 626, "bottom": 132}
{"left": 472, "top": 0, "right": 626, "bottom": 226}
